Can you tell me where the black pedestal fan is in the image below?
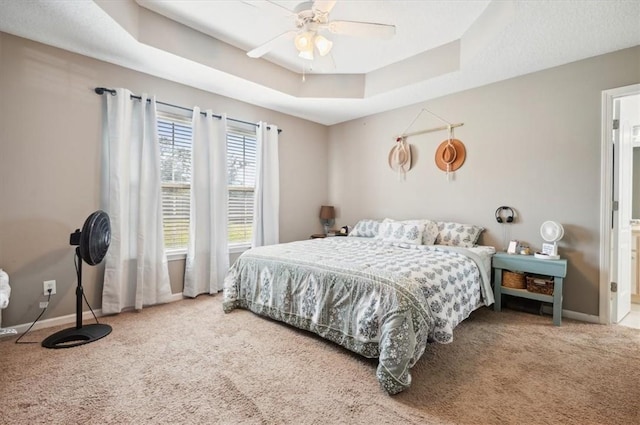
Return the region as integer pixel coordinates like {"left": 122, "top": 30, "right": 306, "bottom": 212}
{"left": 42, "top": 210, "right": 112, "bottom": 349}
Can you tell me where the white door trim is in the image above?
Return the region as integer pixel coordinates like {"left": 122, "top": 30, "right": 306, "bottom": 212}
{"left": 599, "top": 84, "right": 640, "bottom": 325}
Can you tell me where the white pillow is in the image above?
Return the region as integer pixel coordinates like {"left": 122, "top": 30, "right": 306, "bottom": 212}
{"left": 435, "top": 221, "right": 484, "bottom": 247}
{"left": 377, "top": 220, "right": 424, "bottom": 245}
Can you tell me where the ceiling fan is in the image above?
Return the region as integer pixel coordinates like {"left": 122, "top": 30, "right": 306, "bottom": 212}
{"left": 247, "top": 0, "right": 396, "bottom": 61}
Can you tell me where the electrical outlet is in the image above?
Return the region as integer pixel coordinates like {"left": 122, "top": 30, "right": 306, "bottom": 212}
{"left": 43, "top": 280, "right": 56, "bottom": 296}
{"left": 39, "top": 301, "right": 49, "bottom": 309}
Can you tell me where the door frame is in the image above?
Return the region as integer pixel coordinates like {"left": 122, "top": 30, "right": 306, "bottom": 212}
{"left": 599, "top": 83, "right": 640, "bottom": 325}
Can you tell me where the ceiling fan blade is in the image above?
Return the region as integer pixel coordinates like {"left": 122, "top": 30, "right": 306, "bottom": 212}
{"left": 313, "top": 0, "right": 337, "bottom": 15}
{"left": 247, "top": 30, "right": 296, "bottom": 58}
{"left": 239, "top": 1, "right": 259, "bottom": 10}
{"left": 262, "top": 0, "right": 297, "bottom": 17}
{"left": 327, "top": 20, "right": 396, "bottom": 39}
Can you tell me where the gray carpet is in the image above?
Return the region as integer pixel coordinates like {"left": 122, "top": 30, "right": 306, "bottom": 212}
{"left": 0, "top": 295, "right": 638, "bottom": 424}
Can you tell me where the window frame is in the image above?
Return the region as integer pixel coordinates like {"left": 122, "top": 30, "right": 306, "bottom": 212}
{"left": 157, "top": 110, "right": 258, "bottom": 260}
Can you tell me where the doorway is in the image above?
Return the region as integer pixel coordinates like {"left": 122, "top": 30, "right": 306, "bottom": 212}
{"left": 600, "top": 84, "right": 640, "bottom": 325}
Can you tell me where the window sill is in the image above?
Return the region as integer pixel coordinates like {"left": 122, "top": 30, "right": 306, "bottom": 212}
{"left": 229, "top": 244, "right": 251, "bottom": 254}
{"left": 166, "top": 250, "right": 187, "bottom": 262}
{"left": 166, "top": 244, "right": 251, "bottom": 262}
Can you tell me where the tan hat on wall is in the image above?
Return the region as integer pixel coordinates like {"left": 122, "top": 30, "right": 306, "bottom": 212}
{"left": 388, "top": 137, "right": 412, "bottom": 173}
{"left": 435, "top": 139, "right": 466, "bottom": 172}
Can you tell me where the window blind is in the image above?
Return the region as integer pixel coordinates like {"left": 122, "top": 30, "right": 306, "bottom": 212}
{"left": 157, "top": 115, "right": 257, "bottom": 251}
{"left": 227, "top": 130, "right": 257, "bottom": 246}
{"left": 158, "top": 115, "right": 192, "bottom": 250}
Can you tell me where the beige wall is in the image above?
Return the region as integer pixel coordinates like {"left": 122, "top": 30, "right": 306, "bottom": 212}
{"left": 0, "top": 33, "right": 329, "bottom": 328}
{"left": 328, "top": 46, "right": 640, "bottom": 317}
{"left": 1, "top": 29, "right": 638, "bottom": 328}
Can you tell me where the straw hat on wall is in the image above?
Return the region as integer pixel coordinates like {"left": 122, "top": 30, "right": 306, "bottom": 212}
{"left": 435, "top": 139, "right": 466, "bottom": 172}
{"left": 388, "top": 137, "right": 412, "bottom": 174}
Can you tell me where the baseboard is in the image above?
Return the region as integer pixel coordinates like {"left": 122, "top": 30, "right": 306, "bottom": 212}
{"left": 5, "top": 309, "right": 105, "bottom": 337}
{"left": 540, "top": 304, "right": 600, "bottom": 324}
{"left": 1, "top": 292, "right": 185, "bottom": 338}
{"left": 168, "top": 293, "right": 185, "bottom": 302}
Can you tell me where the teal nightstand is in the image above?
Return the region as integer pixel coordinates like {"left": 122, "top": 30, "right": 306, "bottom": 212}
{"left": 493, "top": 252, "right": 567, "bottom": 326}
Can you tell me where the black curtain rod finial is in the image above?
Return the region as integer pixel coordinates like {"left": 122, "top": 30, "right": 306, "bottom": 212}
{"left": 94, "top": 87, "right": 116, "bottom": 96}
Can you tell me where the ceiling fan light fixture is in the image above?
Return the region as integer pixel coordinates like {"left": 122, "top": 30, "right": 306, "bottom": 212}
{"left": 298, "top": 48, "right": 314, "bottom": 61}
{"left": 294, "top": 31, "right": 313, "bottom": 51}
{"left": 314, "top": 34, "right": 333, "bottom": 56}
{"left": 246, "top": 1, "right": 397, "bottom": 62}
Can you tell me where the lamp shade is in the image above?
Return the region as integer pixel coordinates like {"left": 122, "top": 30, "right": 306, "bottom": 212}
{"left": 314, "top": 35, "right": 333, "bottom": 56}
{"left": 319, "top": 205, "right": 335, "bottom": 220}
{"left": 295, "top": 31, "right": 315, "bottom": 60}
{"left": 294, "top": 32, "right": 313, "bottom": 51}
{"left": 298, "top": 48, "right": 314, "bottom": 61}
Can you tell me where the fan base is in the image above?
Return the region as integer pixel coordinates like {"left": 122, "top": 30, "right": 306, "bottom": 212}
{"left": 41, "top": 323, "right": 112, "bottom": 349}
{"left": 534, "top": 252, "right": 560, "bottom": 260}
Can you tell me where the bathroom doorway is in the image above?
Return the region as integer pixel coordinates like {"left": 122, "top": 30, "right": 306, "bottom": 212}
{"left": 600, "top": 84, "right": 640, "bottom": 326}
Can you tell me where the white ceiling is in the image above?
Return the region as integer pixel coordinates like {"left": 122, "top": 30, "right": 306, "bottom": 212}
{"left": 135, "top": 0, "right": 491, "bottom": 74}
{"left": 0, "top": 0, "right": 638, "bottom": 126}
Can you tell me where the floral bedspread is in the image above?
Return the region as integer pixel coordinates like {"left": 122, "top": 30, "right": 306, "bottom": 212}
{"left": 222, "top": 237, "right": 493, "bottom": 394}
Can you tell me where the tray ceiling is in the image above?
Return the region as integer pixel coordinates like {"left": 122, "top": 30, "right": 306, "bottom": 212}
{"left": 0, "top": 0, "right": 638, "bottom": 125}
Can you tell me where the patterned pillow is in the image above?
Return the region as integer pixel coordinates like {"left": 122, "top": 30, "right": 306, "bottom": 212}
{"left": 377, "top": 220, "right": 424, "bottom": 245}
{"left": 377, "top": 218, "right": 438, "bottom": 245}
{"left": 349, "top": 219, "right": 381, "bottom": 238}
{"left": 435, "top": 221, "right": 484, "bottom": 247}
{"left": 421, "top": 220, "right": 439, "bottom": 245}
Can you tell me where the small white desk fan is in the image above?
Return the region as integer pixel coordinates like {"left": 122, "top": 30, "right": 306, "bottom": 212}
{"left": 535, "top": 221, "right": 564, "bottom": 260}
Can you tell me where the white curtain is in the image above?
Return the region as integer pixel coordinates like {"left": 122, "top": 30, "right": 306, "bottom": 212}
{"left": 101, "top": 88, "right": 172, "bottom": 314}
{"left": 252, "top": 122, "right": 280, "bottom": 247}
{"left": 183, "top": 109, "right": 229, "bottom": 296}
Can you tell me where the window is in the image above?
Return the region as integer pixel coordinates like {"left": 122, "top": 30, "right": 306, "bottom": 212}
{"left": 157, "top": 113, "right": 257, "bottom": 252}
{"left": 158, "top": 112, "right": 192, "bottom": 250}
{"left": 227, "top": 128, "right": 257, "bottom": 247}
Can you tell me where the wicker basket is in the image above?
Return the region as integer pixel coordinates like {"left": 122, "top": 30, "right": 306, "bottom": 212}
{"left": 502, "top": 270, "right": 526, "bottom": 289}
{"left": 526, "top": 274, "right": 554, "bottom": 295}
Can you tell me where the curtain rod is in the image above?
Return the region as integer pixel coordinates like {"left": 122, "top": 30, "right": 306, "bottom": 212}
{"left": 94, "top": 87, "right": 282, "bottom": 133}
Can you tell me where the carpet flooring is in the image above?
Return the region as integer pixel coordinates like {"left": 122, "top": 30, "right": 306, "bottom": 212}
{"left": 0, "top": 295, "right": 638, "bottom": 424}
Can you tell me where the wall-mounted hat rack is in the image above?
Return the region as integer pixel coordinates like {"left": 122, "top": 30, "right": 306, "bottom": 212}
{"left": 396, "top": 108, "right": 463, "bottom": 140}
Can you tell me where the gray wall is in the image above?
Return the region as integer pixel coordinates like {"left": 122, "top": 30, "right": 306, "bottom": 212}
{"left": 0, "top": 32, "right": 329, "bottom": 328}
{"left": 328, "top": 46, "right": 640, "bottom": 317}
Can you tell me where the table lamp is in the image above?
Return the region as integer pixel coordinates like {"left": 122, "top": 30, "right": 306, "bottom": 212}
{"left": 319, "top": 206, "right": 335, "bottom": 235}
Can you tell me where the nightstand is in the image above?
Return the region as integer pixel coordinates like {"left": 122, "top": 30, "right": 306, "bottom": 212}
{"left": 493, "top": 252, "right": 567, "bottom": 326}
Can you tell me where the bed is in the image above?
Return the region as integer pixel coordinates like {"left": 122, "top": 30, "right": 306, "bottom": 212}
{"left": 223, "top": 220, "right": 494, "bottom": 394}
